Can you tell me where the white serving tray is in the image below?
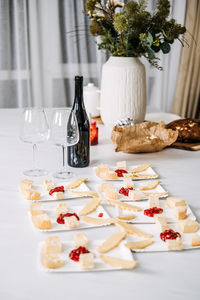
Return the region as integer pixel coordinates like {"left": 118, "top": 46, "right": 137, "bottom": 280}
{"left": 96, "top": 180, "right": 168, "bottom": 201}
{"left": 94, "top": 165, "right": 159, "bottom": 181}
{"left": 39, "top": 239, "right": 135, "bottom": 272}
{"left": 125, "top": 223, "right": 200, "bottom": 252}
{"left": 115, "top": 201, "right": 196, "bottom": 224}
{"left": 21, "top": 181, "right": 90, "bottom": 202}
{"left": 29, "top": 204, "right": 111, "bottom": 232}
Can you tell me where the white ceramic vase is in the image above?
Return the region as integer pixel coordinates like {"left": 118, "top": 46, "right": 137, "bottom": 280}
{"left": 100, "top": 56, "right": 146, "bottom": 127}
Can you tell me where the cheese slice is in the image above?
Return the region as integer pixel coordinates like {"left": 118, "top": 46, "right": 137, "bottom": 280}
{"left": 128, "top": 190, "right": 141, "bottom": 201}
{"left": 97, "top": 231, "right": 126, "bottom": 253}
{"left": 116, "top": 161, "right": 126, "bottom": 169}
{"left": 99, "top": 171, "right": 118, "bottom": 180}
{"left": 123, "top": 178, "right": 134, "bottom": 189}
{"left": 130, "top": 164, "right": 151, "bottom": 173}
{"left": 23, "top": 190, "right": 40, "bottom": 200}
{"left": 96, "top": 164, "right": 110, "bottom": 175}
{"left": 100, "top": 183, "right": 114, "bottom": 192}
{"left": 143, "top": 192, "right": 167, "bottom": 198}
{"left": 107, "top": 199, "right": 141, "bottom": 212}
{"left": 42, "top": 254, "right": 63, "bottom": 269}
{"left": 154, "top": 215, "right": 169, "bottom": 231}
{"left": 100, "top": 255, "right": 138, "bottom": 269}
{"left": 173, "top": 206, "right": 187, "bottom": 220}
{"left": 79, "top": 253, "right": 94, "bottom": 269}
{"left": 65, "top": 178, "right": 88, "bottom": 190}
{"left": 132, "top": 174, "right": 160, "bottom": 179}
{"left": 117, "top": 214, "right": 136, "bottom": 221}
{"left": 71, "top": 190, "right": 99, "bottom": 198}
{"left": 81, "top": 216, "right": 115, "bottom": 226}
{"left": 148, "top": 195, "right": 160, "bottom": 208}
{"left": 74, "top": 233, "right": 88, "bottom": 249}
{"left": 56, "top": 203, "right": 68, "bottom": 216}
{"left": 79, "top": 198, "right": 101, "bottom": 216}
{"left": 114, "top": 219, "right": 153, "bottom": 238}
{"left": 30, "top": 202, "right": 43, "bottom": 216}
{"left": 104, "top": 189, "right": 119, "bottom": 200}
{"left": 43, "top": 236, "right": 62, "bottom": 254}
{"left": 166, "top": 238, "right": 183, "bottom": 251}
{"left": 52, "top": 192, "right": 64, "bottom": 200}
{"left": 64, "top": 216, "right": 79, "bottom": 229}
{"left": 19, "top": 179, "right": 33, "bottom": 191}
{"left": 32, "top": 213, "right": 52, "bottom": 229}
{"left": 178, "top": 220, "right": 199, "bottom": 233}
{"left": 139, "top": 180, "right": 160, "bottom": 191}
{"left": 191, "top": 234, "right": 200, "bottom": 247}
{"left": 43, "top": 180, "right": 54, "bottom": 191}
{"left": 125, "top": 239, "right": 154, "bottom": 249}
{"left": 167, "top": 197, "right": 186, "bottom": 208}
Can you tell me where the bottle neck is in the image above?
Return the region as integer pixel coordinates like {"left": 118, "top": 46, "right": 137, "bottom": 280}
{"left": 74, "top": 80, "right": 83, "bottom": 101}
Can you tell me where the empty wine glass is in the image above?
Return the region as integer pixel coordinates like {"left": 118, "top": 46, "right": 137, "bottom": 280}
{"left": 50, "top": 108, "right": 79, "bottom": 179}
{"left": 19, "top": 108, "right": 50, "bottom": 176}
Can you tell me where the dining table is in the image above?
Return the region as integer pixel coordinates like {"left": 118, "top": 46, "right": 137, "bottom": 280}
{"left": 0, "top": 108, "right": 200, "bottom": 300}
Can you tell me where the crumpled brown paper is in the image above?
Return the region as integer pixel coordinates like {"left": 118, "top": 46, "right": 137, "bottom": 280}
{"left": 111, "top": 121, "right": 178, "bottom": 153}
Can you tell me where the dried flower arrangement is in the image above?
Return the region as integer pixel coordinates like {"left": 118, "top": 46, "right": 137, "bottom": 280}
{"left": 85, "top": 0, "right": 186, "bottom": 69}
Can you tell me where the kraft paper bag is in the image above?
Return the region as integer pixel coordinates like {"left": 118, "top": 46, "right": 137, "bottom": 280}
{"left": 111, "top": 121, "right": 178, "bottom": 153}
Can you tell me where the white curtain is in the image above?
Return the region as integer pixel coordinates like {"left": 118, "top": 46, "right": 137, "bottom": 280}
{"left": 0, "top": 0, "right": 186, "bottom": 112}
{"left": 143, "top": 0, "right": 187, "bottom": 113}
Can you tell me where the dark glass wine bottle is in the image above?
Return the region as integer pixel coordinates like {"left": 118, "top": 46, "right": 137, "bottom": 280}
{"left": 67, "top": 76, "right": 90, "bottom": 167}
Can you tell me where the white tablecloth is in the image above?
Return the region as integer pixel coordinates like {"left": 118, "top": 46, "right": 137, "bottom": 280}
{"left": 0, "top": 109, "right": 200, "bottom": 300}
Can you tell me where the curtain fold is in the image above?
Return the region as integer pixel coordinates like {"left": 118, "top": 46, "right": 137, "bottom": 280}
{"left": 172, "top": 0, "right": 200, "bottom": 118}
{"left": 144, "top": 0, "right": 186, "bottom": 113}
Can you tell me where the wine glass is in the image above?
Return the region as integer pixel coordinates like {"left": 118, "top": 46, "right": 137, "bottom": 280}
{"left": 19, "top": 108, "right": 50, "bottom": 176}
{"left": 50, "top": 108, "right": 79, "bottom": 179}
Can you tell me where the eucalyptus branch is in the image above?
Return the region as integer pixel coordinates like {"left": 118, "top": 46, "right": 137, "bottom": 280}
{"left": 143, "top": 53, "right": 163, "bottom": 70}
{"left": 94, "top": 2, "right": 110, "bottom": 20}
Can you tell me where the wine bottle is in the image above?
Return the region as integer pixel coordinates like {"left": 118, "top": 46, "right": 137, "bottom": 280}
{"left": 67, "top": 76, "right": 90, "bottom": 167}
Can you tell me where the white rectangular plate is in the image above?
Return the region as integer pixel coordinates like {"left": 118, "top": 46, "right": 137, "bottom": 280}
{"left": 97, "top": 180, "right": 168, "bottom": 201}
{"left": 39, "top": 239, "right": 135, "bottom": 272}
{"left": 94, "top": 165, "right": 159, "bottom": 181}
{"left": 125, "top": 223, "right": 200, "bottom": 252}
{"left": 29, "top": 204, "right": 111, "bottom": 232}
{"left": 21, "top": 182, "right": 90, "bottom": 202}
{"left": 115, "top": 201, "right": 196, "bottom": 224}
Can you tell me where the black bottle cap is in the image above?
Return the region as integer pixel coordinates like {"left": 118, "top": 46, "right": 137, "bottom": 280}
{"left": 75, "top": 76, "right": 83, "bottom": 82}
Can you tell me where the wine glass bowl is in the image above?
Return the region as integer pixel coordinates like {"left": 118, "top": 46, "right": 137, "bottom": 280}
{"left": 67, "top": 111, "right": 79, "bottom": 146}
{"left": 50, "top": 108, "right": 79, "bottom": 179}
{"left": 20, "top": 108, "right": 50, "bottom": 177}
{"left": 20, "top": 108, "right": 50, "bottom": 144}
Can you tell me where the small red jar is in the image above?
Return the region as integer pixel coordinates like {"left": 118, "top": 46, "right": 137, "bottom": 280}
{"left": 90, "top": 120, "right": 98, "bottom": 145}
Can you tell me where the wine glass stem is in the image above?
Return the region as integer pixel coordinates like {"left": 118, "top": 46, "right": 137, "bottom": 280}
{"left": 33, "top": 144, "right": 37, "bottom": 170}
{"left": 62, "top": 145, "right": 67, "bottom": 172}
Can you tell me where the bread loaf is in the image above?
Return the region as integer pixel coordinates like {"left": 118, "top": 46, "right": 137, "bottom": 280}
{"left": 166, "top": 118, "right": 200, "bottom": 142}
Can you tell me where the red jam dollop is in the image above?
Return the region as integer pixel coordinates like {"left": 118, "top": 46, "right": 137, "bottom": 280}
{"left": 56, "top": 212, "right": 80, "bottom": 224}
{"left": 144, "top": 207, "right": 163, "bottom": 217}
{"left": 49, "top": 186, "right": 64, "bottom": 196}
{"left": 98, "top": 213, "right": 103, "bottom": 218}
{"left": 119, "top": 187, "right": 134, "bottom": 196}
{"left": 69, "top": 246, "right": 89, "bottom": 262}
{"left": 160, "top": 229, "right": 181, "bottom": 242}
{"left": 115, "top": 169, "right": 128, "bottom": 177}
